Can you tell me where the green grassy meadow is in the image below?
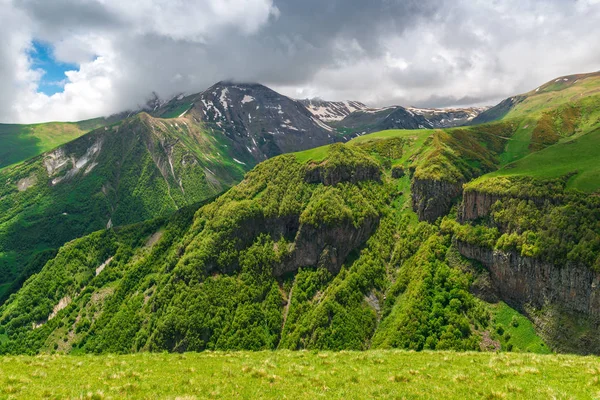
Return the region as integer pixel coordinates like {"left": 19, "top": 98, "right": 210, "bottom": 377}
{"left": 294, "top": 129, "right": 432, "bottom": 164}
{"left": 1, "top": 351, "right": 598, "bottom": 399}
{"left": 0, "top": 119, "right": 110, "bottom": 170}
{"left": 479, "top": 126, "right": 600, "bottom": 192}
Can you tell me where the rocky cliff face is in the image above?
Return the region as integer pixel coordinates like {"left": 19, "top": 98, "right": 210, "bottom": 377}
{"left": 459, "top": 190, "right": 502, "bottom": 221}
{"left": 411, "top": 178, "right": 463, "bottom": 222}
{"left": 305, "top": 162, "right": 381, "bottom": 186}
{"left": 457, "top": 241, "right": 600, "bottom": 318}
{"left": 457, "top": 240, "right": 600, "bottom": 353}
{"left": 274, "top": 216, "right": 379, "bottom": 276}
{"left": 459, "top": 188, "right": 560, "bottom": 222}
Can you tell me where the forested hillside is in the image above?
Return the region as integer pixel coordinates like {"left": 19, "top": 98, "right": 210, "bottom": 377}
{"left": 2, "top": 72, "right": 600, "bottom": 355}
{"left": 0, "top": 113, "right": 248, "bottom": 301}
{"left": 0, "top": 128, "right": 548, "bottom": 354}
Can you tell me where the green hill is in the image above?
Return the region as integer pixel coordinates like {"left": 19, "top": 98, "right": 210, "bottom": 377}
{"left": 0, "top": 113, "right": 250, "bottom": 301}
{"left": 473, "top": 71, "right": 600, "bottom": 177}
{"left": 0, "top": 133, "right": 548, "bottom": 355}
{"left": 0, "top": 117, "right": 122, "bottom": 170}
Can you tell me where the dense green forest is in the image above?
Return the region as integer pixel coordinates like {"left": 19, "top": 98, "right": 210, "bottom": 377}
{"left": 0, "top": 113, "right": 249, "bottom": 301}
{"left": 0, "top": 137, "right": 547, "bottom": 355}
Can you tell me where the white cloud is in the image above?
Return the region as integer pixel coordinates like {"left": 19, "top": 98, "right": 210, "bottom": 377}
{"left": 1, "top": 0, "right": 600, "bottom": 123}
{"left": 105, "top": 0, "right": 279, "bottom": 39}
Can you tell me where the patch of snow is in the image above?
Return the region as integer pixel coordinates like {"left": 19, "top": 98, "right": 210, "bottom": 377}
{"left": 241, "top": 95, "right": 255, "bottom": 104}
{"left": 220, "top": 88, "right": 229, "bottom": 109}
{"left": 311, "top": 116, "right": 334, "bottom": 132}
{"left": 233, "top": 158, "right": 246, "bottom": 165}
{"left": 362, "top": 106, "right": 397, "bottom": 114}
{"left": 107, "top": 218, "right": 113, "bottom": 229}
{"left": 178, "top": 106, "right": 191, "bottom": 118}
{"left": 177, "top": 94, "right": 184, "bottom": 100}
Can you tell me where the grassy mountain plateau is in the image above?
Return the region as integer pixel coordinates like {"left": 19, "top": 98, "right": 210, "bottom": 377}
{"left": 1, "top": 71, "right": 600, "bottom": 397}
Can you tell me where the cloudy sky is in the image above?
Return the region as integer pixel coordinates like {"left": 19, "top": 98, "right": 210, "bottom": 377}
{"left": 1, "top": 0, "right": 599, "bottom": 123}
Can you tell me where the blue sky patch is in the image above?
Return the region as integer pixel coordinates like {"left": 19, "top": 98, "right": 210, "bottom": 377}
{"left": 28, "top": 40, "right": 79, "bottom": 96}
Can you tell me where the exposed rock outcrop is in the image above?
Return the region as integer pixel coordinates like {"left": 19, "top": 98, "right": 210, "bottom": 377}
{"left": 459, "top": 189, "right": 559, "bottom": 222}
{"left": 274, "top": 216, "right": 379, "bottom": 276}
{"left": 304, "top": 163, "right": 381, "bottom": 186}
{"left": 411, "top": 178, "right": 463, "bottom": 222}
{"left": 457, "top": 240, "right": 600, "bottom": 353}
{"left": 459, "top": 190, "right": 502, "bottom": 221}
{"left": 457, "top": 241, "right": 600, "bottom": 318}
{"left": 391, "top": 166, "right": 405, "bottom": 179}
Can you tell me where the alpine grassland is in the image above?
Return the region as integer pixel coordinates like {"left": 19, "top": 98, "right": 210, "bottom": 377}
{"left": 0, "top": 117, "right": 120, "bottom": 170}
{"left": 1, "top": 351, "right": 599, "bottom": 399}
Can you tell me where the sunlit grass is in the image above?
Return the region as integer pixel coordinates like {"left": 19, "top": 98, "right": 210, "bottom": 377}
{"left": 0, "top": 351, "right": 598, "bottom": 399}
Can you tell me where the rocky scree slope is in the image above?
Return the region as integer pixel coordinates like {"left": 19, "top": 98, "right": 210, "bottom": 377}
{"left": 332, "top": 106, "right": 487, "bottom": 136}
{"left": 152, "top": 82, "right": 340, "bottom": 162}
{"left": 299, "top": 99, "right": 368, "bottom": 122}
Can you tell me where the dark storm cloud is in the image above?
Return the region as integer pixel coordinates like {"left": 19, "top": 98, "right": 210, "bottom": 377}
{"left": 14, "top": 0, "right": 123, "bottom": 32}
{"left": 267, "top": 0, "right": 439, "bottom": 54}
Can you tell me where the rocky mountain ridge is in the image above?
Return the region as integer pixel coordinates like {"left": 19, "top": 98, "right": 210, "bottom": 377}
{"left": 299, "top": 99, "right": 368, "bottom": 122}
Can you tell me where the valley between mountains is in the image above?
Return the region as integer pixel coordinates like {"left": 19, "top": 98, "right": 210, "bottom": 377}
{"left": 1, "top": 71, "right": 600, "bottom": 359}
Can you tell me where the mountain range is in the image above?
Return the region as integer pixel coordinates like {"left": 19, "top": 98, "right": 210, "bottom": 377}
{"left": 1, "top": 71, "right": 599, "bottom": 356}
{"left": 0, "top": 82, "right": 486, "bottom": 302}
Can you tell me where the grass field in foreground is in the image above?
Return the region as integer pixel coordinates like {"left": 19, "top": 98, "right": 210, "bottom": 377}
{"left": 1, "top": 351, "right": 599, "bottom": 399}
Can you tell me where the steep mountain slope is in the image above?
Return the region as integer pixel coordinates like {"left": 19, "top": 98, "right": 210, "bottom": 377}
{"left": 2, "top": 71, "right": 600, "bottom": 356}
{"left": 333, "top": 106, "right": 487, "bottom": 136}
{"left": 473, "top": 71, "right": 600, "bottom": 124}
{"left": 432, "top": 73, "right": 600, "bottom": 352}
{"left": 0, "top": 117, "right": 121, "bottom": 170}
{"left": 152, "top": 82, "right": 339, "bottom": 161}
{"left": 406, "top": 107, "right": 488, "bottom": 128}
{"left": 0, "top": 113, "right": 249, "bottom": 301}
{"left": 0, "top": 127, "right": 549, "bottom": 355}
{"left": 299, "top": 99, "right": 368, "bottom": 122}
